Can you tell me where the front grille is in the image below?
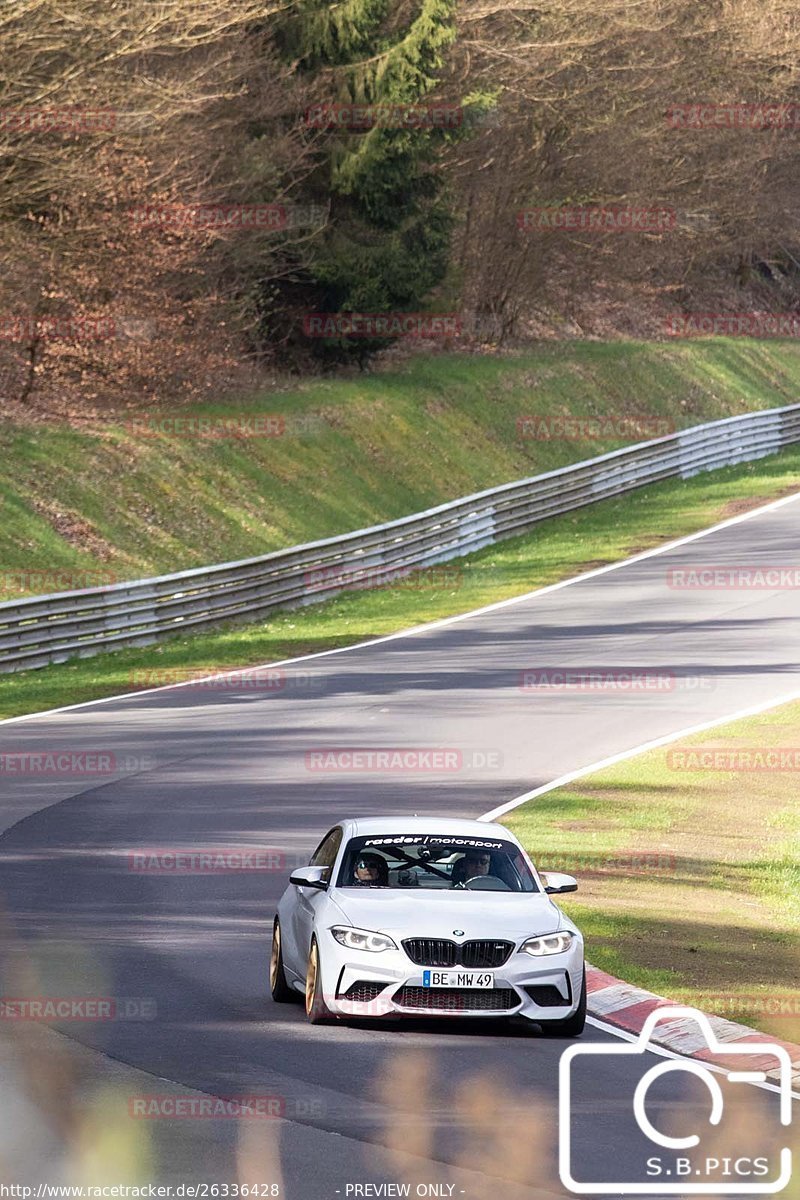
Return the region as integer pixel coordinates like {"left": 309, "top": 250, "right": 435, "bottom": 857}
{"left": 394, "top": 986, "right": 518, "bottom": 1013}
{"left": 402, "top": 939, "right": 513, "bottom": 968}
{"left": 402, "top": 939, "right": 457, "bottom": 967}
{"left": 524, "top": 984, "right": 570, "bottom": 1008}
{"left": 340, "top": 981, "right": 387, "bottom": 1002}
{"left": 460, "top": 940, "right": 514, "bottom": 968}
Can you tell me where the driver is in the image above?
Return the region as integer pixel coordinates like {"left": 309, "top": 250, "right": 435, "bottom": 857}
{"left": 451, "top": 850, "right": 492, "bottom": 885}
{"left": 352, "top": 853, "right": 389, "bottom": 886}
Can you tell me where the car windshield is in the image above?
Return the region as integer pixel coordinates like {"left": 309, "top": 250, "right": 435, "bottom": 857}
{"left": 337, "top": 834, "right": 538, "bottom": 892}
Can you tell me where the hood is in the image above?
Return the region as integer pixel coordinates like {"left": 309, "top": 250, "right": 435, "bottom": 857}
{"left": 330, "top": 887, "right": 564, "bottom": 941}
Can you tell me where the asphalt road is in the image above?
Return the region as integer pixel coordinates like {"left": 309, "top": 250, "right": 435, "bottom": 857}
{"left": 1, "top": 494, "right": 799, "bottom": 1198}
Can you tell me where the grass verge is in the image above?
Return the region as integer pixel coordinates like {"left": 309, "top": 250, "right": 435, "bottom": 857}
{"left": 503, "top": 700, "right": 800, "bottom": 1041}
{"left": 3, "top": 339, "right": 800, "bottom": 597}
{"left": 1, "top": 442, "right": 798, "bottom": 721}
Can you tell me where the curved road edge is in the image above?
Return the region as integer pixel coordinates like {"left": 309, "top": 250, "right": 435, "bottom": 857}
{"left": 480, "top": 692, "right": 800, "bottom": 1095}
{"left": 3, "top": 487, "right": 800, "bottom": 1106}
{"left": 2, "top": 489, "right": 800, "bottom": 730}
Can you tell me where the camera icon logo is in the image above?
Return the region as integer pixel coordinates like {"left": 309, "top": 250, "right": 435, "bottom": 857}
{"left": 559, "top": 1006, "right": 793, "bottom": 1194}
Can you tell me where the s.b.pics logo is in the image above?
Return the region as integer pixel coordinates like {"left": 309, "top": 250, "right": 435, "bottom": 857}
{"left": 559, "top": 1007, "right": 793, "bottom": 1194}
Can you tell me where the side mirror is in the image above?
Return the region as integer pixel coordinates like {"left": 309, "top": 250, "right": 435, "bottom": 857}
{"left": 541, "top": 871, "right": 578, "bottom": 895}
{"left": 289, "top": 865, "right": 329, "bottom": 890}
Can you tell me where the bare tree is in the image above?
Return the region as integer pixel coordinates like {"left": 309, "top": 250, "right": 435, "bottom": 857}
{"left": 0, "top": 0, "right": 318, "bottom": 414}
{"left": 445, "top": 0, "right": 800, "bottom": 341}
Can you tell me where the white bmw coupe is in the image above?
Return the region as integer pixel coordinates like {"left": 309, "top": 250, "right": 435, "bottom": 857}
{"left": 270, "top": 816, "right": 586, "bottom": 1034}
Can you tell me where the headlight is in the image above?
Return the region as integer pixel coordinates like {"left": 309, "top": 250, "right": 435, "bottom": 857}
{"left": 331, "top": 926, "right": 397, "bottom": 953}
{"left": 520, "top": 931, "right": 574, "bottom": 956}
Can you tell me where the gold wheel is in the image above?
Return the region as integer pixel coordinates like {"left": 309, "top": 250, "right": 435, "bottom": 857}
{"left": 305, "top": 940, "right": 319, "bottom": 1017}
{"left": 269, "top": 922, "right": 281, "bottom": 992}
{"left": 269, "top": 919, "right": 294, "bottom": 1002}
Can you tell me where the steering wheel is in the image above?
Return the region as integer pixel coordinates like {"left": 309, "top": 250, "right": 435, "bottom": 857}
{"left": 463, "top": 874, "right": 511, "bottom": 891}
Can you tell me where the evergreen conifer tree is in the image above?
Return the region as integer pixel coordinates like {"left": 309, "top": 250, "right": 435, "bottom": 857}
{"left": 275, "top": 0, "right": 493, "bottom": 362}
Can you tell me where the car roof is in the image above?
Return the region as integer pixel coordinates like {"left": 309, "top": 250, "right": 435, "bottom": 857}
{"left": 343, "top": 815, "right": 516, "bottom": 841}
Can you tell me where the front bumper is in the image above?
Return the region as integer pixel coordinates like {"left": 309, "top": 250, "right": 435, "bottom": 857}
{"left": 320, "top": 930, "right": 584, "bottom": 1020}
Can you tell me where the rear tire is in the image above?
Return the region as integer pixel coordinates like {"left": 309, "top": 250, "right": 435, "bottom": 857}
{"left": 305, "top": 936, "right": 335, "bottom": 1024}
{"left": 538, "top": 967, "right": 586, "bottom": 1037}
{"left": 269, "top": 918, "right": 295, "bottom": 1003}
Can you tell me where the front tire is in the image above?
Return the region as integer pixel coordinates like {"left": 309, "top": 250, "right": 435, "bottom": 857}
{"left": 538, "top": 967, "right": 587, "bottom": 1037}
{"left": 269, "top": 918, "right": 295, "bottom": 1003}
{"left": 305, "top": 936, "right": 335, "bottom": 1024}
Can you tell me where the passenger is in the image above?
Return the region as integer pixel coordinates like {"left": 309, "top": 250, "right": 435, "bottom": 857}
{"left": 352, "top": 853, "right": 389, "bottom": 886}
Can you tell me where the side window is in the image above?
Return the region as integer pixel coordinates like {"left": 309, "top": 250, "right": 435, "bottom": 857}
{"left": 511, "top": 849, "right": 539, "bottom": 892}
{"left": 310, "top": 827, "right": 343, "bottom": 872}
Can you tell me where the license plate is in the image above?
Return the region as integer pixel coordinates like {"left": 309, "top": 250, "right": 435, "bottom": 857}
{"left": 422, "top": 970, "right": 494, "bottom": 988}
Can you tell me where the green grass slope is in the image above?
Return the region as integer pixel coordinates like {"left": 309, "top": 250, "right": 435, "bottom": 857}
{"left": 2, "top": 339, "right": 800, "bottom": 599}
{"left": 2, "top": 442, "right": 799, "bottom": 718}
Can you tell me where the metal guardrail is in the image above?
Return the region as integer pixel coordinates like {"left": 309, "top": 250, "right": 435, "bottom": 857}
{"left": 2, "top": 402, "right": 799, "bottom": 672}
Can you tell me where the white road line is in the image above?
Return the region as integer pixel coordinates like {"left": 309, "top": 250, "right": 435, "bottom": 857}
{"left": 3, "top": 489, "right": 800, "bottom": 727}
{"left": 480, "top": 685, "right": 800, "bottom": 821}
